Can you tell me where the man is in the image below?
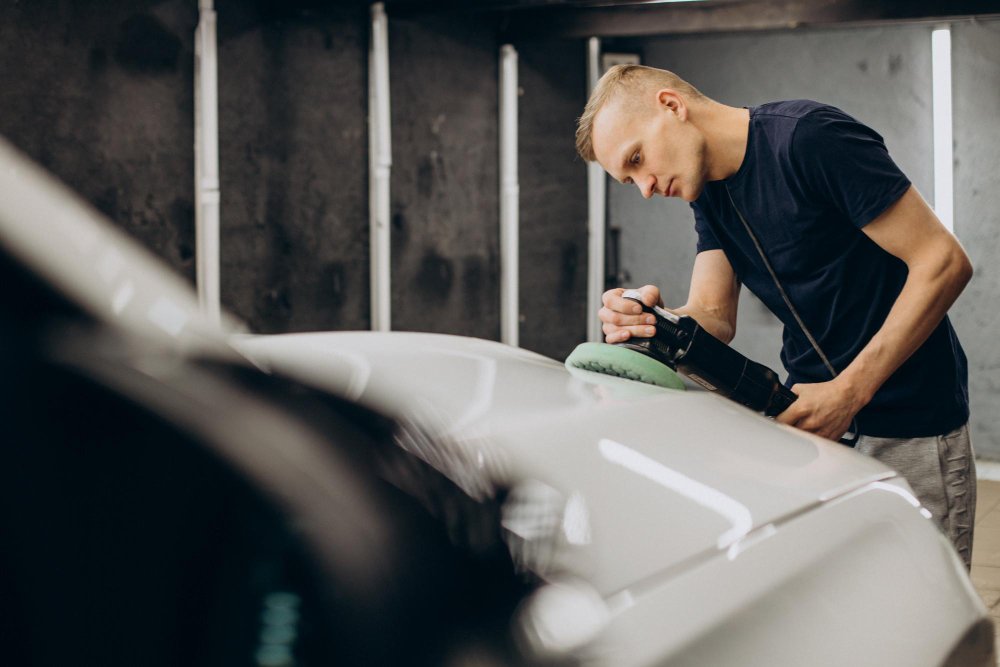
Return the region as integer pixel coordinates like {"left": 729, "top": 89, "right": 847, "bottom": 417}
{"left": 577, "top": 64, "right": 976, "bottom": 566}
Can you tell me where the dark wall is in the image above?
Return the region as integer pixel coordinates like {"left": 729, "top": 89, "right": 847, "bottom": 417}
{"left": 388, "top": 14, "right": 501, "bottom": 339}
{"left": 0, "top": 0, "right": 198, "bottom": 282}
{"left": 217, "top": 2, "right": 370, "bottom": 333}
{"left": 516, "top": 39, "right": 589, "bottom": 360}
{"left": 2, "top": 1, "right": 589, "bottom": 359}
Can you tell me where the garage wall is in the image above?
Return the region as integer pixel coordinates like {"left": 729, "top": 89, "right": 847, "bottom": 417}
{"left": 217, "top": 2, "right": 370, "bottom": 333}
{"left": 953, "top": 19, "right": 1000, "bottom": 459}
{"left": 0, "top": 0, "right": 198, "bottom": 282}
{"left": 516, "top": 39, "right": 589, "bottom": 360}
{"left": 0, "top": 1, "right": 588, "bottom": 357}
{"left": 387, "top": 14, "right": 500, "bottom": 339}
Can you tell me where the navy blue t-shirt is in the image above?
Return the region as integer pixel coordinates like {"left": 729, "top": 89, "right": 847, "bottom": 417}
{"left": 692, "top": 100, "right": 968, "bottom": 437}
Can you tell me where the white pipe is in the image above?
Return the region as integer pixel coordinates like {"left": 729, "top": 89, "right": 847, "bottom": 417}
{"left": 932, "top": 25, "right": 954, "bottom": 233}
{"left": 195, "top": 0, "right": 221, "bottom": 326}
{"left": 369, "top": 2, "right": 392, "bottom": 331}
{"left": 586, "top": 37, "right": 607, "bottom": 342}
{"left": 500, "top": 44, "right": 520, "bottom": 347}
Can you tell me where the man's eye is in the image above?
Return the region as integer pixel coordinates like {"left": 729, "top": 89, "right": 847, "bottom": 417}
{"left": 630, "top": 152, "right": 641, "bottom": 164}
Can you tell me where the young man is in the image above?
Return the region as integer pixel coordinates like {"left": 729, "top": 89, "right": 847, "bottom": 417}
{"left": 577, "top": 64, "right": 976, "bottom": 566}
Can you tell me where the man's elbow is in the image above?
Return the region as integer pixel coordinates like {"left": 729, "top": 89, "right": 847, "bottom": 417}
{"left": 948, "top": 243, "right": 974, "bottom": 293}
{"left": 957, "top": 250, "right": 973, "bottom": 289}
{"left": 928, "top": 244, "right": 974, "bottom": 304}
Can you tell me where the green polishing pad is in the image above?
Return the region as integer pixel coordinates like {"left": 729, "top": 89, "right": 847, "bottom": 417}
{"left": 565, "top": 342, "right": 685, "bottom": 391}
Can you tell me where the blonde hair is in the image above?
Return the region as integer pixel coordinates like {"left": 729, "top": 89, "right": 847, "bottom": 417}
{"left": 575, "top": 64, "right": 704, "bottom": 162}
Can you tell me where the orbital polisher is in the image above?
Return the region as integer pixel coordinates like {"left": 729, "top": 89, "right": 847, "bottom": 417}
{"left": 566, "top": 289, "right": 797, "bottom": 418}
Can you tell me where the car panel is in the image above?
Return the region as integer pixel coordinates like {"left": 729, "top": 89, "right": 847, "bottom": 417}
{"left": 597, "top": 479, "right": 983, "bottom": 667}
{"left": 236, "top": 331, "right": 899, "bottom": 594}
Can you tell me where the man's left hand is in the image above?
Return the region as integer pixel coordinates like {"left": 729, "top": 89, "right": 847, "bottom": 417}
{"left": 775, "top": 378, "right": 867, "bottom": 442}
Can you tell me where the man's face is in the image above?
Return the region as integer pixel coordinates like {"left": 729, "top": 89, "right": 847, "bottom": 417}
{"left": 592, "top": 90, "right": 707, "bottom": 203}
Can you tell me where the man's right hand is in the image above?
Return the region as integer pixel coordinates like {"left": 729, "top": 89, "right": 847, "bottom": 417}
{"left": 599, "top": 285, "right": 664, "bottom": 343}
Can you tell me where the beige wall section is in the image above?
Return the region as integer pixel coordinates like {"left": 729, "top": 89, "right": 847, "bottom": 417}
{"left": 952, "top": 19, "right": 1000, "bottom": 459}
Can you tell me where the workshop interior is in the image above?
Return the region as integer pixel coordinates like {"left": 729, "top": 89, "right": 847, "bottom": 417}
{"left": 2, "top": 1, "right": 1000, "bottom": 666}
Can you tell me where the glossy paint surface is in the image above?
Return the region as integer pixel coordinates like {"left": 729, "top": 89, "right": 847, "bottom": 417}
{"left": 237, "top": 333, "right": 889, "bottom": 588}
{"left": 239, "top": 332, "right": 989, "bottom": 665}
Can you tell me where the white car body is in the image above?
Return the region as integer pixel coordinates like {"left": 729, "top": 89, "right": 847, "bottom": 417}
{"left": 236, "top": 331, "right": 987, "bottom": 666}
{"left": 0, "top": 136, "right": 991, "bottom": 666}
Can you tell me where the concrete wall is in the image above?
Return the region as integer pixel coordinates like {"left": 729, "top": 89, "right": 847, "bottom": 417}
{"left": 387, "top": 14, "right": 500, "bottom": 340}
{"left": 611, "top": 23, "right": 1000, "bottom": 458}
{"left": 218, "top": 2, "right": 370, "bottom": 333}
{"left": 952, "top": 19, "right": 1000, "bottom": 459}
{"left": 0, "top": 0, "right": 198, "bottom": 282}
{"left": 0, "top": 1, "right": 588, "bottom": 358}
{"left": 516, "top": 39, "right": 589, "bottom": 360}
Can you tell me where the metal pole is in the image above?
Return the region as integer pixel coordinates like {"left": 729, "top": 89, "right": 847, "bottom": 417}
{"left": 195, "top": 0, "right": 221, "bottom": 326}
{"left": 586, "top": 37, "right": 607, "bottom": 342}
{"left": 369, "top": 2, "right": 392, "bottom": 331}
{"left": 500, "top": 44, "right": 520, "bottom": 347}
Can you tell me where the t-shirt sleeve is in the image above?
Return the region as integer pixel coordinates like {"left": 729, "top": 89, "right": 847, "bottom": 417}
{"left": 791, "top": 107, "right": 911, "bottom": 229}
{"left": 691, "top": 201, "right": 721, "bottom": 253}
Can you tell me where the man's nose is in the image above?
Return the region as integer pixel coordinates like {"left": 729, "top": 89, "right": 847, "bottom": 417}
{"left": 637, "top": 176, "right": 655, "bottom": 199}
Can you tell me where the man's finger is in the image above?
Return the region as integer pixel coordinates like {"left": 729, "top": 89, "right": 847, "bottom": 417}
{"left": 602, "top": 320, "right": 657, "bottom": 342}
{"left": 599, "top": 306, "right": 655, "bottom": 327}
{"left": 610, "top": 293, "right": 644, "bottom": 314}
{"left": 602, "top": 288, "right": 625, "bottom": 308}
{"left": 604, "top": 328, "right": 629, "bottom": 343}
{"left": 638, "top": 284, "right": 663, "bottom": 308}
{"left": 775, "top": 403, "right": 804, "bottom": 426}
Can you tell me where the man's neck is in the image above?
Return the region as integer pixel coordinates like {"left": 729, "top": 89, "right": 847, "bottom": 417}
{"left": 701, "top": 102, "right": 751, "bottom": 181}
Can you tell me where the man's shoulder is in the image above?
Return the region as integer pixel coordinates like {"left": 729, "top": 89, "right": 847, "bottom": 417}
{"left": 753, "top": 100, "right": 867, "bottom": 155}
{"left": 754, "top": 99, "right": 845, "bottom": 121}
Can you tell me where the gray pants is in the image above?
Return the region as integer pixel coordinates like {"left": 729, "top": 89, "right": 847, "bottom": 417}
{"left": 855, "top": 423, "right": 976, "bottom": 569}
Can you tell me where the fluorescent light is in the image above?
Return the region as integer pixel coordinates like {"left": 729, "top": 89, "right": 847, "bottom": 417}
{"left": 932, "top": 26, "right": 954, "bottom": 233}
{"left": 587, "top": 37, "right": 606, "bottom": 343}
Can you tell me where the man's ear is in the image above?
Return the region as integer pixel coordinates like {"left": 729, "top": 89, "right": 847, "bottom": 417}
{"left": 656, "top": 89, "right": 686, "bottom": 120}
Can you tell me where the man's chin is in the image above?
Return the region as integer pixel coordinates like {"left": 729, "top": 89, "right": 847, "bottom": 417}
{"left": 680, "top": 186, "right": 699, "bottom": 202}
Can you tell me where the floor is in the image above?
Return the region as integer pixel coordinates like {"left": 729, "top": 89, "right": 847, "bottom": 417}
{"left": 972, "top": 478, "right": 1000, "bottom": 662}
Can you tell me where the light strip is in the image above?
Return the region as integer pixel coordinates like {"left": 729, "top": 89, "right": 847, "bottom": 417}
{"left": 932, "top": 26, "right": 954, "bottom": 233}
{"left": 500, "top": 44, "right": 520, "bottom": 347}
{"left": 194, "top": 0, "right": 221, "bottom": 326}
{"left": 598, "top": 439, "right": 753, "bottom": 549}
{"left": 369, "top": 3, "right": 392, "bottom": 331}
{"left": 586, "top": 37, "right": 607, "bottom": 343}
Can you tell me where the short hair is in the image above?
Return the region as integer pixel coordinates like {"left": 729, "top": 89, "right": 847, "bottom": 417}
{"left": 575, "top": 64, "right": 704, "bottom": 162}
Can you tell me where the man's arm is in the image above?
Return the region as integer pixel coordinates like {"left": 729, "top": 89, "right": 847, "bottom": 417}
{"left": 600, "top": 249, "right": 740, "bottom": 343}
{"left": 776, "top": 185, "right": 973, "bottom": 440}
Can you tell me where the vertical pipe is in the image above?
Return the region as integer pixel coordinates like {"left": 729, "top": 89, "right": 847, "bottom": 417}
{"left": 195, "top": 0, "right": 221, "bottom": 326}
{"left": 500, "top": 44, "right": 520, "bottom": 347}
{"left": 932, "top": 25, "right": 954, "bottom": 233}
{"left": 369, "top": 3, "right": 392, "bottom": 331}
{"left": 586, "top": 37, "right": 607, "bottom": 342}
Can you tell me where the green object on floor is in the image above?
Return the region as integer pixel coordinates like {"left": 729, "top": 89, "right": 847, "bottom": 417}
{"left": 565, "top": 342, "right": 685, "bottom": 391}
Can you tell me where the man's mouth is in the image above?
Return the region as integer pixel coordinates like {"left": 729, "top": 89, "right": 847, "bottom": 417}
{"left": 666, "top": 179, "right": 675, "bottom": 197}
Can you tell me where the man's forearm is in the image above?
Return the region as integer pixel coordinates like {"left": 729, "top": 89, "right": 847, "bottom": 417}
{"left": 837, "top": 246, "right": 972, "bottom": 404}
{"left": 674, "top": 304, "right": 736, "bottom": 345}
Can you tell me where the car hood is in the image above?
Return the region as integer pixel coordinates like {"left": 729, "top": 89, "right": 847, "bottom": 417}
{"left": 236, "top": 331, "right": 894, "bottom": 595}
